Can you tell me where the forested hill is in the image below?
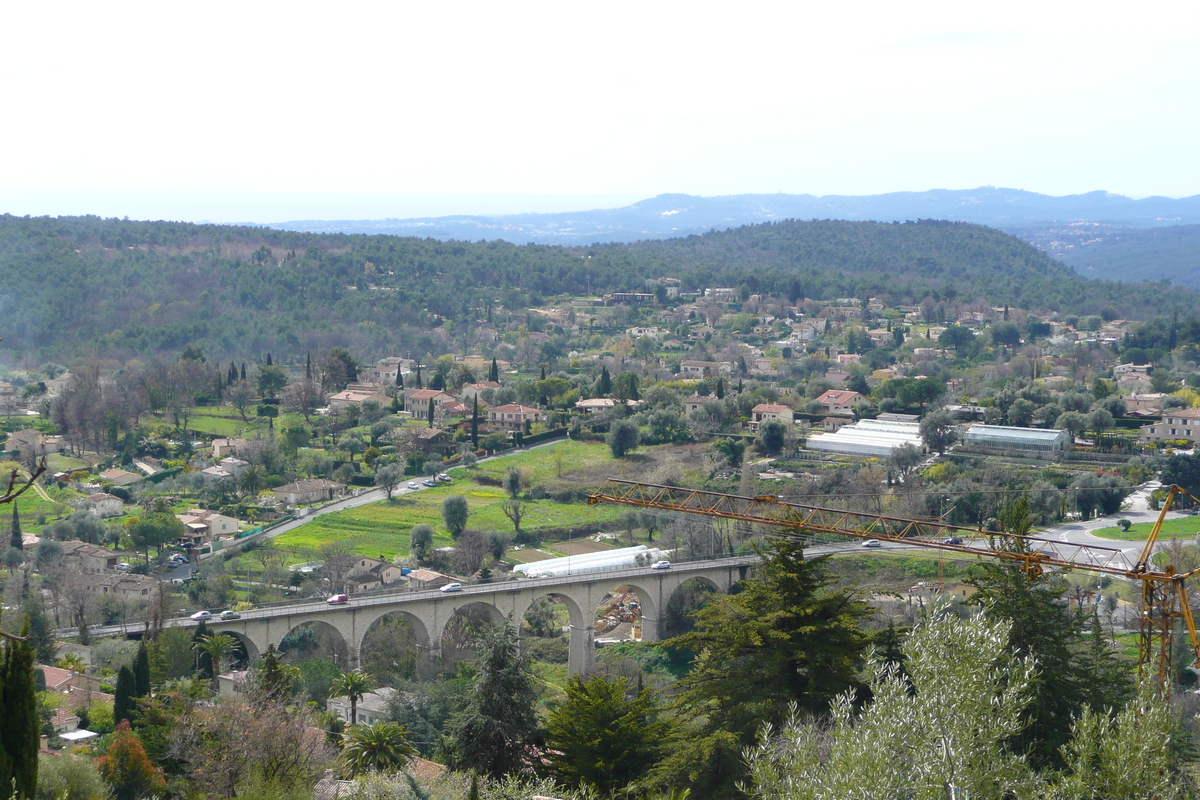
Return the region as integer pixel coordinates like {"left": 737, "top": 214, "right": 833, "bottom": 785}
{"left": 0, "top": 214, "right": 1191, "bottom": 363}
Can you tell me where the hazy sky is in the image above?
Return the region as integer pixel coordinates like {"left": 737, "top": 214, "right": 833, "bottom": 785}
{"left": 3, "top": 2, "right": 1198, "bottom": 221}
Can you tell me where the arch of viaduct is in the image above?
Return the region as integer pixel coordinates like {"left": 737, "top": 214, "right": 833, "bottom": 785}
{"left": 204, "top": 558, "right": 755, "bottom": 675}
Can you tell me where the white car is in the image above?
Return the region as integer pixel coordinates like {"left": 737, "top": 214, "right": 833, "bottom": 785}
{"left": 115, "top": 562, "right": 132, "bottom": 572}
{"left": 407, "top": 482, "right": 418, "bottom": 490}
{"left": 862, "top": 539, "right": 882, "bottom": 548}
{"left": 190, "top": 610, "right": 212, "bottom": 621}
{"left": 439, "top": 582, "right": 463, "bottom": 593}
{"left": 651, "top": 560, "right": 672, "bottom": 570}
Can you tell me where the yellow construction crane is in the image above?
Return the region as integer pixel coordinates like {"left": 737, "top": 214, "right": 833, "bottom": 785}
{"left": 588, "top": 479, "right": 1200, "bottom": 686}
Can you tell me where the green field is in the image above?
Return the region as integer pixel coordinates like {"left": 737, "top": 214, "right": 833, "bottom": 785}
{"left": 272, "top": 441, "right": 627, "bottom": 559}
{"left": 174, "top": 406, "right": 308, "bottom": 437}
{"left": 1091, "top": 516, "right": 1200, "bottom": 541}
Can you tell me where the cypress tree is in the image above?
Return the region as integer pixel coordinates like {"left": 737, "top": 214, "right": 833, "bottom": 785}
{"left": 133, "top": 640, "right": 151, "bottom": 698}
{"left": 114, "top": 665, "right": 136, "bottom": 726}
{"left": 0, "top": 619, "right": 39, "bottom": 798}
{"left": 428, "top": 398, "right": 435, "bottom": 428}
{"left": 395, "top": 368, "right": 403, "bottom": 389}
{"left": 597, "top": 366, "right": 612, "bottom": 395}
{"left": 489, "top": 358, "right": 498, "bottom": 382}
{"left": 715, "top": 378, "right": 725, "bottom": 400}
{"left": 415, "top": 365, "right": 422, "bottom": 389}
{"left": 471, "top": 397, "right": 479, "bottom": 448}
{"left": 10, "top": 502, "right": 21, "bottom": 551}
{"left": 305, "top": 352, "right": 312, "bottom": 381}
{"left": 266, "top": 353, "right": 273, "bottom": 366}
{"left": 240, "top": 363, "right": 247, "bottom": 382}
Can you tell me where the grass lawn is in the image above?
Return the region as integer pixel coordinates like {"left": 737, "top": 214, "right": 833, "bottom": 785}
{"left": 1091, "top": 516, "right": 1200, "bottom": 541}
{"left": 14, "top": 485, "right": 87, "bottom": 533}
{"left": 172, "top": 406, "right": 309, "bottom": 438}
{"left": 272, "top": 441, "right": 630, "bottom": 559}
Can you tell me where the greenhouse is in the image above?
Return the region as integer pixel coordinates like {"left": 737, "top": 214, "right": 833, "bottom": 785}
{"left": 805, "top": 419, "right": 924, "bottom": 458}
{"left": 962, "top": 424, "right": 1070, "bottom": 452}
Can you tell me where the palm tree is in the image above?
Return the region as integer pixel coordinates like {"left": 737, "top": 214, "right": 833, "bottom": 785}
{"left": 192, "top": 633, "right": 238, "bottom": 688}
{"left": 341, "top": 721, "right": 416, "bottom": 776}
{"left": 330, "top": 669, "right": 374, "bottom": 725}
{"left": 56, "top": 653, "right": 86, "bottom": 672}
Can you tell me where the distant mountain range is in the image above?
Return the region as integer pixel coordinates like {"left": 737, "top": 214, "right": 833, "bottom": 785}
{"left": 263, "top": 188, "right": 1200, "bottom": 288}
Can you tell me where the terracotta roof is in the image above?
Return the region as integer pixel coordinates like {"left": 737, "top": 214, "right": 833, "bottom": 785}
{"left": 488, "top": 404, "right": 542, "bottom": 414}
{"left": 816, "top": 390, "right": 861, "bottom": 405}
{"left": 752, "top": 403, "right": 790, "bottom": 413}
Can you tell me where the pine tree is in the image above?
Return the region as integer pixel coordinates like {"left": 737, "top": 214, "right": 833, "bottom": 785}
{"left": 114, "top": 665, "right": 137, "bottom": 726}
{"left": 0, "top": 619, "right": 40, "bottom": 798}
{"left": 10, "top": 502, "right": 21, "bottom": 551}
{"left": 133, "top": 640, "right": 151, "bottom": 699}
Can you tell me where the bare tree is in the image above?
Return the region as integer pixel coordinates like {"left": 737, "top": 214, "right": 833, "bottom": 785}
{"left": 227, "top": 381, "right": 256, "bottom": 422}
{"left": 318, "top": 541, "right": 357, "bottom": 594}
{"left": 282, "top": 380, "right": 323, "bottom": 421}
{"left": 501, "top": 500, "right": 526, "bottom": 539}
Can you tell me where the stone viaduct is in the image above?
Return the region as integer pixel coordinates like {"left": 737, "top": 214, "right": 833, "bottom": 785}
{"left": 196, "top": 556, "right": 757, "bottom": 675}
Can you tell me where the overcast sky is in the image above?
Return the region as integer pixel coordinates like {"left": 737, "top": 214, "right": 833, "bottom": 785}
{"left": 3, "top": 2, "right": 1198, "bottom": 221}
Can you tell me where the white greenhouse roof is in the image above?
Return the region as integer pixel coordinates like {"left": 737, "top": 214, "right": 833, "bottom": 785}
{"left": 963, "top": 425, "right": 1068, "bottom": 443}
{"left": 806, "top": 419, "right": 924, "bottom": 458}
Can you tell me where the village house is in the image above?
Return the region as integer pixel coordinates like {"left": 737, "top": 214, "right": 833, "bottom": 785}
{"left": 1140, "top": 408, "right": 1200, "bottom": 444}
{"left": 460, "top": 381, "right": 500, "bottom": 401}
{"left": 824, "top": 368, "right": 851, "bottom": 386}
{"left": 176, "top": 509, "right": 239, "bottom": 546}
{"left": 328, "top": 388, "right": 390, "bottom": 412}
{"left": 272, "top": 479, "right": 346, "bottom": 506}
{"left": 360, "top": 357, "right": 414, "bottom": 386}
{"left": 81, "top": 572, "right": 159, "bottom": 601}
{"left": 345, "top": 557, "right": 406, "bottom": 592}
{"left": 210, "top": 438, "right": 252, "bottom": 458}
{"left": 576, "top": 398, "right": 617, "bottom": 414}
{"left": 815, "top": 389, "right": 863, "bottom": 417}
{"left": 59, "top": 541, "right": 119, "bottom": 574}
{"left": 1126, "top": 393, "right": 1169, "bottom": 415}
{"left": 200, "top": 465, "right": 235, "bottom": 485}
{"left": 750, "top": 403, "right": 794, "bottom": 430}
{"left": 679, "top": 360, "right": 731, "bottom": 379}
{"left": 85, "top": 493, "right": 124, "bottom": 519}
{"left": 99, "top": 468, "right": 141, "bottom": 487}
{"left": 408, "top": 427, "right": 453, "bottom": 455}
{"left": 328, "top": 687, "right": 396, "bottom": 726}
{"left": 217, "top": 670, "right": 250, "bottom": 698}
{"left": 406, "top": 569, "right": 455, "bottom": 591}
{"left": 5, "top": 428, "right": 66, "bottom": 457}
{"left": 487, "top": 404, "right": 544, "bottom": 431}
{"left": 217, "top": 457, "right": 249, "bottom": 480}
{"left": 403, "top": 388, "right": 457, "bottom": 410}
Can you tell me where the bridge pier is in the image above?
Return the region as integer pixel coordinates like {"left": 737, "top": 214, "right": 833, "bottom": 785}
{"left": 567, "top": 625, "right": 595, "bottom": 675}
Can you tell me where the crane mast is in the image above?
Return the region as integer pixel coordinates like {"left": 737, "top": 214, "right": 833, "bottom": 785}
{"left": 588, "top": 479, "right": 1200, "bottom": 686}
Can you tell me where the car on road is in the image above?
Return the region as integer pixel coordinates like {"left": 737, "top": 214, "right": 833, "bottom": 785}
{"left": 407, "top": 482, "right": 418, "bottom": 490}
{"left": 862, "top": 539, "right": 882, "bottom": 548}
{"left": 115, "top": 562, "right": 132, "bottom": 572}
{"left": 219, "top": 610, "right": 240, "bottom": 620}
{"left": 438, "top": 473, "right": 452, "bottom": 482}
{"left": 651, "top": 560, "right": 671, "bottom": 570}
{"left": 326, "top": 594, "right": 350, "bottom": 604}
{"left": 422, "top": 479, "right": 437, "bottom": 487}
{"left": 190, "top": 610, "right": 212, "bottom": 621}
{"left": 439, "top": 582, "right": 463, "bottom": 593}
{"left": 943, "top": 537, "right": 963, "bottom": 545}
